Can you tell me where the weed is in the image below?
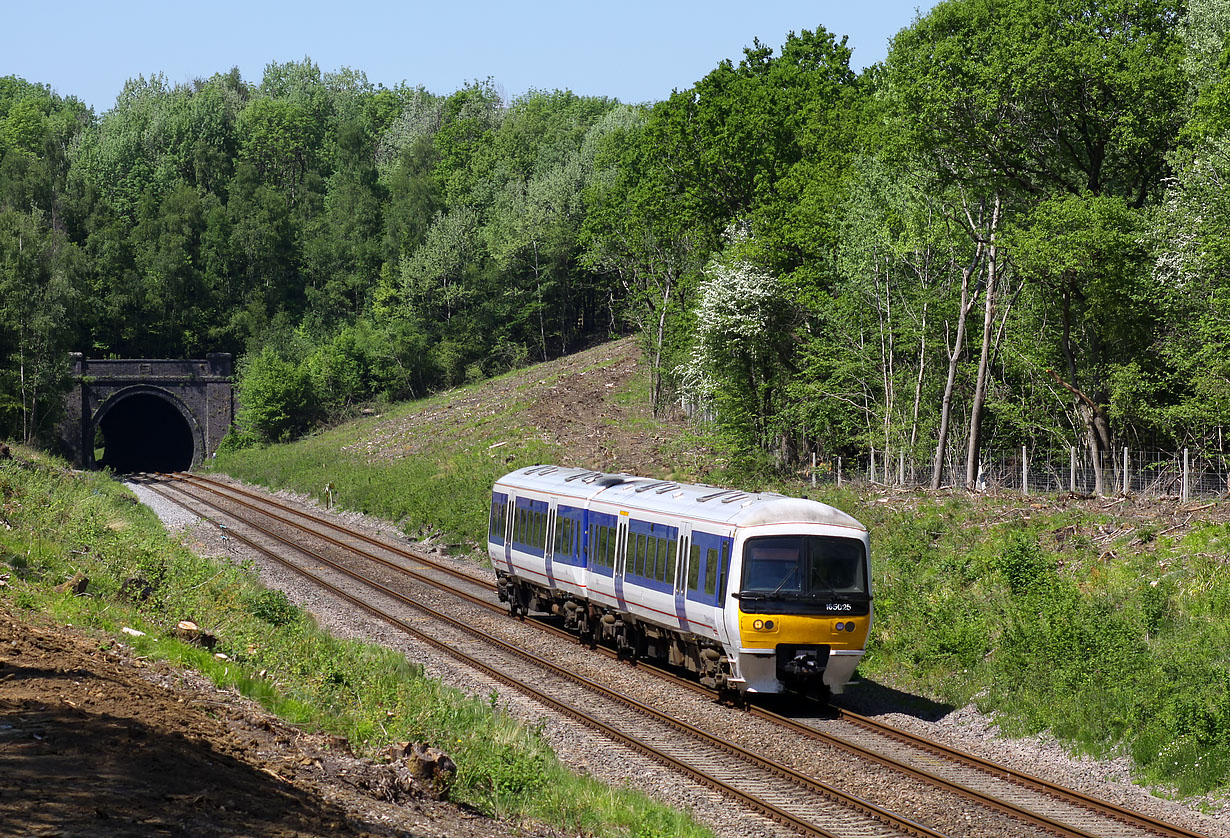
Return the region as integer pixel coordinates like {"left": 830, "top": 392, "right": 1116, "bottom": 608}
{"left": 249, "top": 589, "right": 299, "bottom": 627}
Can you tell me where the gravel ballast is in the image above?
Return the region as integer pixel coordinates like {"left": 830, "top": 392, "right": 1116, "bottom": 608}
{"left": 131, "top": 477, "right": 1230, "bottom": 838}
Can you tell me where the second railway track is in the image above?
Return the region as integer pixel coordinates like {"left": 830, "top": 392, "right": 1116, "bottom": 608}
{"left": 137, "top": 472, "right": 1219, "bottom": 838}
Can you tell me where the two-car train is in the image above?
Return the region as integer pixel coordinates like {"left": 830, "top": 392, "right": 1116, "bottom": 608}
{"left": 487, "top": 465, "right": 872, "bottom": 697}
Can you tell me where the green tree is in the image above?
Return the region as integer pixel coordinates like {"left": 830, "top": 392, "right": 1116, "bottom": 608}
{"left": 0, "top": 208, "right": 80, "bottom": 443}
{"left": 883, "top": 0, "right": 1185, "bottom": 488}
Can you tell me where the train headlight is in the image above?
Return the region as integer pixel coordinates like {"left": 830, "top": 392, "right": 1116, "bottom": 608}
{"left": 765, "top": 620, "right": 774, "bottom": 630}
{"left": 835, "top": 622, "right": 845, "bottom": 632}
{"left": 753, "top": 619, "right": 764, "bottom": 630}
{"left": 847, "top": 621, "right": 857, "bottom": 632}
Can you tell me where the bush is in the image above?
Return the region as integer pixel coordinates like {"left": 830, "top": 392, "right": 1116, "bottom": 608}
{"left": 235, "top": 346, "right": 320, "bottom": 443}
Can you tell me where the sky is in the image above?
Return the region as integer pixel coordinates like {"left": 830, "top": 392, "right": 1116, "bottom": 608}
{"left": 7, "top": 1, "right": 936, "bottom": 112}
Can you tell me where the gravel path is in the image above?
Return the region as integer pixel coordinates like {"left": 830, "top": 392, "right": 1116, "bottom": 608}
{"left": 131, "top": 477, "right": 1230, "bottom": 838}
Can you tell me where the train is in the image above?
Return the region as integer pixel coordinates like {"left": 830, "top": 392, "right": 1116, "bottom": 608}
{"left": 487, "top": 465, "right": 872, "bottom": 697}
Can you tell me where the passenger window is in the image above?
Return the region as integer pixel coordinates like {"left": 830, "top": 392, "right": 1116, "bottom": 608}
{"left": 688, "top": 544, "right": 701, "bottom": 591}
{"left": 655, "top": 538, "right": 668, "bottom": 581}
{"left": 635, "top": 533, "right": 646, "bottom": 576}
{"left": 666, "top": 538, "right": 678, "bottom": 585}
{"left": 704, "top": 547, "right": 718, "bottom": 595}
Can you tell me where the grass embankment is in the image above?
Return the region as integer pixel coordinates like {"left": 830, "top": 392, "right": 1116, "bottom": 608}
{"left": 213, "top": 350, "right": 1230, "bottom": 800}
{"left": 0, "top": 448, "right": 709, "bottom": 837}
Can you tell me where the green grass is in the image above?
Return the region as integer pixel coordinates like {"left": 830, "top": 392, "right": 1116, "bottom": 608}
{"left": 208, "top": 346, "right": 1230, "bottom": 798}
{"left": 0, "top": 447, "right": 710, "bottom": 836}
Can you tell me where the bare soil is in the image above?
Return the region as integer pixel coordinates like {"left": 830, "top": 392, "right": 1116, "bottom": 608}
{"left": 0, "top": 602, "right": 551, "bottom": 838}
{"left": 355, "top": 337, "right": 700, "bottom": 478}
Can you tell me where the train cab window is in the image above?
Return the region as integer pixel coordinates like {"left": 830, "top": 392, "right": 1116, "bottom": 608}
{"left": 489, "top": 498, "right": 501, "bottom": 540}
{"left": 740, "top": 535, "right": 867, "bottom": 596}
{"left": 743, "top": 541, "right": 802, "bottom": 593}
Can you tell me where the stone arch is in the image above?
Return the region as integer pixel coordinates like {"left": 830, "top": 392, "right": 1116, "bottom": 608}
{"left": 89, "top": 385, "right": 204, "bottom": 472}
{"left": 60, "top": 354, "right": 234, "bottom": 472}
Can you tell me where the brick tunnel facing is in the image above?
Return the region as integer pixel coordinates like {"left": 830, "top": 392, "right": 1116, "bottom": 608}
{"left": 95, "top": 393, "right": 196, "bottom": 473}
{"left": 60, "top": 354, "right": 234, "bottom": 471}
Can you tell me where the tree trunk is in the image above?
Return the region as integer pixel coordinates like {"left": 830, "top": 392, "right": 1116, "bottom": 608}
{"left": 651, "top": 273, "right": 672, "bottom": 417}
{"left": 910, "top": 302, "right": 927, "bottom": 449}
{"left": 1052, "top": 285, "right": 1112, "bottom": 496}
{"left": 965, "top": 196, "right": 1001, "bottom": 489}
{"left": 931, "top": 242, "right": 983, "bottom": 489}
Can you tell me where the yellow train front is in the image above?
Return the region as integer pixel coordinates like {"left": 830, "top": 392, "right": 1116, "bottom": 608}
{"left": 489, "top": 466, "right": 872, "bottom": 698}
{"left": 724, "top": 520, "right": 872, "bottom": 696}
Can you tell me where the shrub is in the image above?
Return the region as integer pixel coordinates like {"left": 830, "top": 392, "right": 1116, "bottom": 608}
{"left": 235, "top": 346, "right": 320, "bottom": 443}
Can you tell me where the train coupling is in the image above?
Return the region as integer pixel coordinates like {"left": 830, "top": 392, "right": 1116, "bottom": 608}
{"left": 777, "top": 645, "right": 830, "bottom": 682}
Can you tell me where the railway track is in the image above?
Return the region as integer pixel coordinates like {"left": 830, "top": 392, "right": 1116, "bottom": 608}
{"left": 139, "top": 472, "right": 1213, "bottom": 838}
{"left": 142, "top": 474, "right": 940, "bottom": 838}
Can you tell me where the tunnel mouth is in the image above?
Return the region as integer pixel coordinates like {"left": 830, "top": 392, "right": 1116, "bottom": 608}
{"left": 94, "top": 393, "right": 196, "bottom": 474}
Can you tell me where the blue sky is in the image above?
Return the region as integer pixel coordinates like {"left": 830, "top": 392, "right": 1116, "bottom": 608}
{"left": 8, "top": 1, "right": 935, "bottom": 112}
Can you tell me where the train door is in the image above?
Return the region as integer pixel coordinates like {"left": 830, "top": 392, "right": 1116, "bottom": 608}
{"left": 502, "top": 494, "right": 515, "bottom": 572}
{"left": 545, "top": 500, "right": 557, "bottom": 589}
{"left": 613, "top": 511, "right": 629, "bottom": 611}
{"left": 714, "top": 531, "right": 737, "bottom": 651}
{"left": 673, "top": 522, "right": 692, "bottom": 631}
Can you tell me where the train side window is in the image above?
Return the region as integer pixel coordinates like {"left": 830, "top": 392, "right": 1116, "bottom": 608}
{"left": 655, "top": 537, "right": 668, "bottom": 581}
{"left": 704, "top": 547, "right": 719, "bottom": 596}
{"left": 688, "top": 544, "right": 701, "bottom": 591}
{"left": 666, "top": 538, "right": 678, "bottom": 584}
{"left": 634, "top": 533, "right": 646, "bottom": 576}
{"left": 718, "top": 540, "right": 730, "bottom": 599}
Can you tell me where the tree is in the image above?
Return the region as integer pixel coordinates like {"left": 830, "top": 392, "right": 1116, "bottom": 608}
{"left": 884, "top": 0, "right": 1185, "bottom": 488}
{"left": 0, "top": 208, "right": 80, "bottom": 443}
{"left": 678, "top": 226, "right": 793, "bottom": 451}
{"left": 1011, "top": 194, "right": 1156, "bottom": 494}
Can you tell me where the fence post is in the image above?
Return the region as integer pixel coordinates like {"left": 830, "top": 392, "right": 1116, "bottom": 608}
{"left": 837, "top": 456, "right": 842, "bottom": 487}
{"left": 1022, "top": 445, "right": 1029, "bottom": 495}
{"left": 811, "top": 452, "right": 816, "bottom": 488}
{"left": 1183, "top": 448, "right": 1190, "bottom": 503}
{"left": 1123, "top": 447, "right": 1130, "bottom": 495}
{"left": 870, "top": 448, "right": 877, "bottom": 484}
{"left": 899, "top": 450, "right": 905, "bottom": 486}
{"left": 1070, "top": 446, "right": 1077, "bottom": 493}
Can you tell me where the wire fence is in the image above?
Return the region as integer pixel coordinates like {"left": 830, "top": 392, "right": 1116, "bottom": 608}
{"left": 805, "top": 446, "right": 1230, "bottom": 500}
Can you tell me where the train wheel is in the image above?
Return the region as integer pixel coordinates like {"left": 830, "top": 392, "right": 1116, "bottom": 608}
{"left": 507, "top": 582, "right": 529, "bottom": 620}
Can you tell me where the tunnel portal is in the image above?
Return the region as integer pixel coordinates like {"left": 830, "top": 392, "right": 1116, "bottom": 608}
{"left": 59, "top": 355, "right": 235, "bottom": 472}
{"left": 95, "top": 393, "right": 196, "bottom": 473}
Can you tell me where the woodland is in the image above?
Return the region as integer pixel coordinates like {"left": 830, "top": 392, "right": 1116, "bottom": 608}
{"left": 2, "top": 0, "right": 1229, "bottom": 489}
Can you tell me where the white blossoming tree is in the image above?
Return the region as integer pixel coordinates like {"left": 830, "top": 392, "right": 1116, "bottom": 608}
{"left": 678, "top": 226, "right": 792, "bottom": 450}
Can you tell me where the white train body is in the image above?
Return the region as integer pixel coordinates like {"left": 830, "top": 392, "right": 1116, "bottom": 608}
{"left": 488, "top": 465, "right": 872, "bottom": 695}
